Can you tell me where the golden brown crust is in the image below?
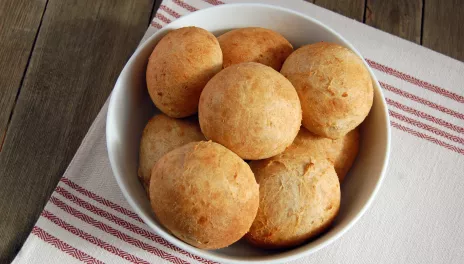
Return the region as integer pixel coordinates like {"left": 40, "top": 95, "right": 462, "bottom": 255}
{"left": 218, "top": 27, "right": 293, "bottom": 71}
{"left": 137, "top": 114, "right": 205, "bottom": 190}
{"left": 291, "top": 127, "right": 360, "bottom": 182}
{"left": 198, "top": 62, "right": 302, "bottom": 160}
{"left": 247, "top": 153, "right": 340, "bottom": 249}
{"left": 281, "top": 42, "right": 373, "bottom": 139}
{"left": 149, "top": 141, "right": 259, "bottom": 249}
{"left": 146, "top": 27, "right": 222, "bottom": 118}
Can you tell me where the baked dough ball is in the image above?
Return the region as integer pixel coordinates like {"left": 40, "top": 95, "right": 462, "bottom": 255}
{"left": 281, "top": 42, "right": 373, "bottom": 139}
{"left": 218, "top": 27, "right": 293, "bottom": 71}
{"left": 247, "top": 154, "right": 340, "bottom": 249}
{"left": 146, "top": 27, "right": 222, "bottom": 118}
{"left": 292, "top": 127, "right": 360, "bottom": 182}
{"left": 138, "top": 114, "right": 205, "bottom": 190}
{"left": 150, "top": 141, "right": 259, "bottom": 249}
{"left": 199, "top": 62, "right": 302, "bottom": 160}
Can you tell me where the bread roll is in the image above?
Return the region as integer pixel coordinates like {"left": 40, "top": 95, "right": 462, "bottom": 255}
{"left": 199, "top": 62, "right": 302, "bottom": 160}
{"left": 247, "top": 154, "right": 340, "bottom": 249}
{"left": 281, "top": 42, "right": 373, "bottom": 139}
{"left": 138, "top": 114, "right": 205, "bottom": 190}
{"left": 146, "top": 27, "right": 222, "bottom": 118}
{"left": 218, "top": 27, "right": 293, "bottom": 71}
{"left": 150, "top": 141, "right": 259, "bottom": 249}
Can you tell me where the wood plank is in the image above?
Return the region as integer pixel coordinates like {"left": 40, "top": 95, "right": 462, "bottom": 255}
{"left": 0, "top": 0, "right": 154, "bottom": 261}
{"left": 0, "top": 0, "right": 48, "bottom": 150}
{"left": 423, "top": 0, "right": 464, "bottom": 61}
{"left": 365, "top": 0, "right": 423, "bottom": 44}
{"left": 314, "top": 0, "right": 365, "bottom": 21}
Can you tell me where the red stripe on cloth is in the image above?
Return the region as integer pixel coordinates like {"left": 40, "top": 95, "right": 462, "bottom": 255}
{"left": 172, "top": 0, "right": 198, "bottom": 12}
{"left": 160, "top": 5, "right": 182, "bottom": 18}
{"left": 41, "top": 210, "right": 151, "bottom": 264}
{"left": 367, "top": 59, "right": 464, "bottom": 104}
{"left": 31, "top": 226, "right": 104, "bottom": 264}
{"left": 54, "top": 187, "right": 216, "bottom": 264}
{"left": 386, "top": 98, "right": 464, "bottom": 135}
{"left": 49, "top": 197, "right": 191, "bottom": 264}
{"left": 389, "top": 110, "right": 464, "bottom": 145}
{"left": 151, "top": 20, "right": 162, "bottom": 29}
{"left": 391, "top": 121, "right": 464, "bottom": 155}
{"left": 60, "top": 177, "right": 144, "bottom": 223}
{"left": 202, "top": 0, "right": 225, "bottom": 5}
{"left": 381, "top": 82, "right": 464, "bottom": 120}
{"left": 156, "top": 12, "right": 171, "bottom": 24}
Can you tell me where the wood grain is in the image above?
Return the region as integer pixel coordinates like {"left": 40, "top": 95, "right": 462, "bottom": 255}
{"left": 0, "top": 0, "right": 48, "bottom": 150}
{"left": 314, "top": 0, "right": 366, "bottom": 21}
{"left": 0, "top": 0, "right": 154, "bottom": 261}
{"left": 422, "top": 0, "right": 464, "bottom": 61}
{"left": 365, "top": 0, "right": 423, "bottom": 44}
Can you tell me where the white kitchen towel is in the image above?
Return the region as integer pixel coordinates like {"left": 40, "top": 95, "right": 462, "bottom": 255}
{"left": 13, "top": 0, "right": 464, "bottom": 263}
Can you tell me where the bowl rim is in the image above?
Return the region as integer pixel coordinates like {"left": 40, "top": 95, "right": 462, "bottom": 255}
{"left": 106, "top": 3, "right": 391, "bottom": 263}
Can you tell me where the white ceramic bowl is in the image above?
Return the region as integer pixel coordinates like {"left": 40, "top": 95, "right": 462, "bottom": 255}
{"left": 106, "top": 3, "right": 390, "bottom": 263}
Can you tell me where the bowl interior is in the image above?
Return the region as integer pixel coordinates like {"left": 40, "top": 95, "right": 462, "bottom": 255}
{"left": 106, "top": 4, "right": 390, "bottom": 263}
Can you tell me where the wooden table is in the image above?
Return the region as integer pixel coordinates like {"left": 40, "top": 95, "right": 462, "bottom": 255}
{"left": 0, "top": 0, "right": 462, "bottom": 262}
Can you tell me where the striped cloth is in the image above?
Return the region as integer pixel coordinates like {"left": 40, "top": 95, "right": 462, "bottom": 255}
{"left": 13, "top": 0, "right": 464, "bottom": 263}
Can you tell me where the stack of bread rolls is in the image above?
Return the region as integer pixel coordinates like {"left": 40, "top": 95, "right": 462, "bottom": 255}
{"left": 138, "top": 26, "right": 373, "bottom": 250}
